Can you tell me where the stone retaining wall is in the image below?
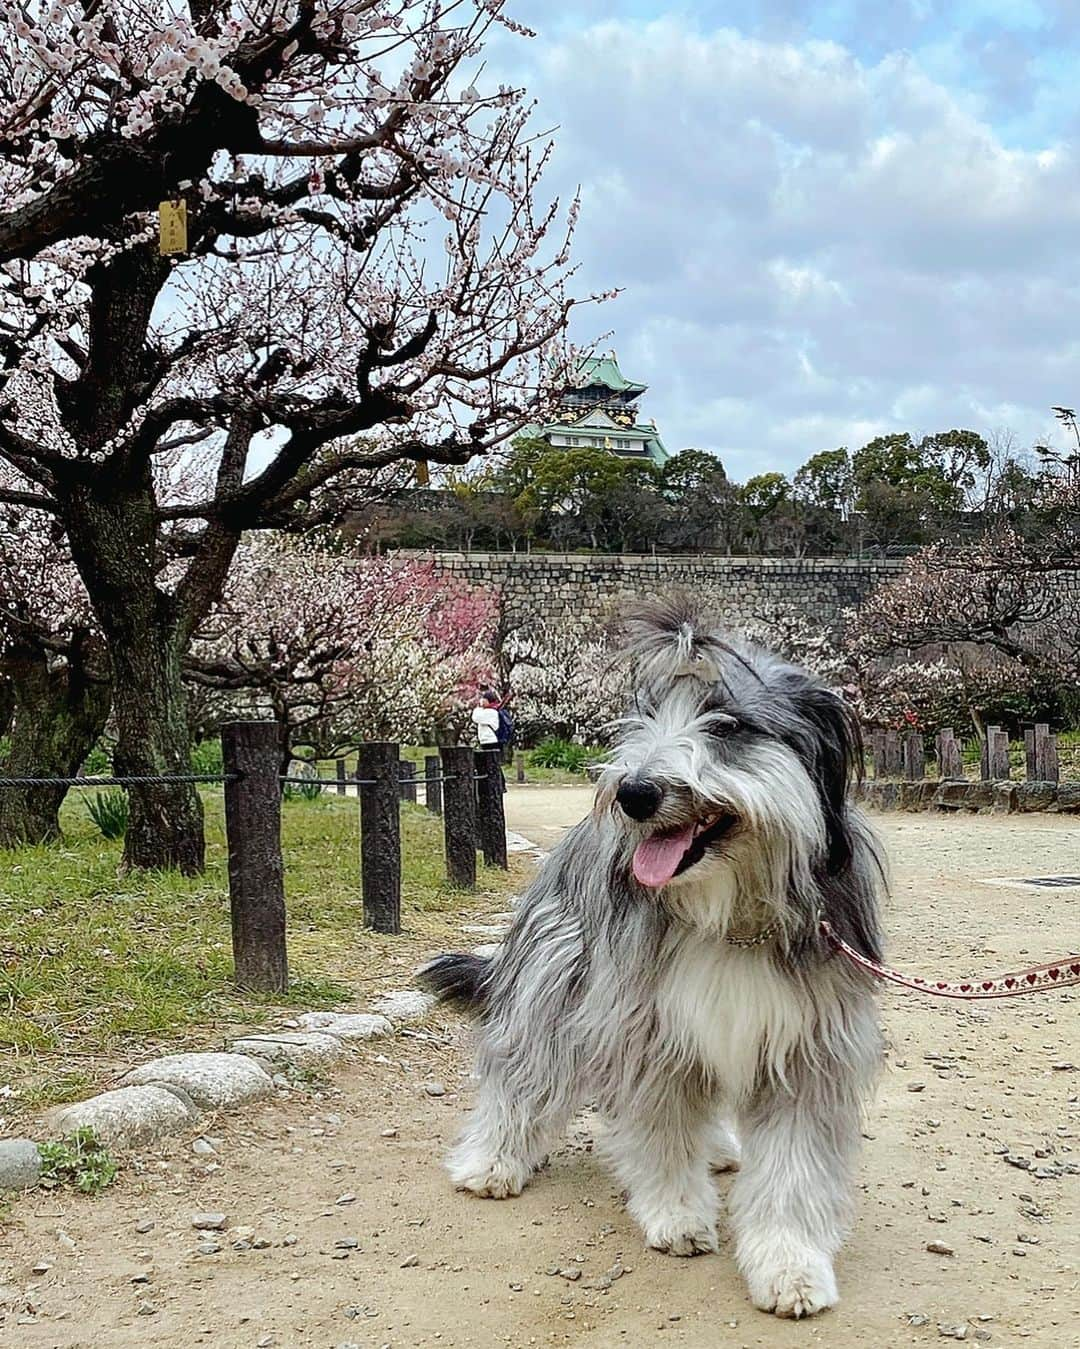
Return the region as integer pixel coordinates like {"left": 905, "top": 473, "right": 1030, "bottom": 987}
{"left": 858, "top": 779, "right": 1080, "bottom": 815}
{"left": 400, "top": 551, "right": 905, "bottom": 632}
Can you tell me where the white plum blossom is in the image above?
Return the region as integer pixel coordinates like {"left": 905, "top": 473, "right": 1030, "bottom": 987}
{"left": 504, "top": 621, "right": 623, "bottom": 746}
{"left": 0, "top": 492, "right": 95, "bottom": 657}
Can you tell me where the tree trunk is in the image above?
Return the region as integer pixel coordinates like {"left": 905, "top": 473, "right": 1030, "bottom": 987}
{"left": 62, "top": 475, "right": 207, "bottom": 874}
{"left": 0, "top": 677, "right": 14, "bottom": 738}
{"left": 0, "top": 636, "right": 111, "bottom": 847}
{"left": 107, "top": 623, "right": 205, "bottom": 873}
{"left": 271, "top": 694, "right": 294, "bottom": 783}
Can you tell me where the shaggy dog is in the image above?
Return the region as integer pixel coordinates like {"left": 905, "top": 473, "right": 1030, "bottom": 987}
{"left": 419, "top": 597, "right": 885, "bottom": 1319}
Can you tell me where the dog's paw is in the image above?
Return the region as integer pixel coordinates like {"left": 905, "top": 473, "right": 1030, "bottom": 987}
{"left": 643, "top": 1212, "right": 719, "bottom": 1257}
{"left": 447, "top": 1151, "right": 531, "bottom": 1199}
{"left": 745, "top": 1251, "right": 838, "bottom": 1318}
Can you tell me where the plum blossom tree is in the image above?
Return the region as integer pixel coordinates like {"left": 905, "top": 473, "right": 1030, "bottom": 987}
{"left": 849, "top": 530, "right": 1076, "bottom": 673}
{"left": 844, "top": 653, "right": 1041, "bottom": 735}
{"left": 739, "top": 607, "right": 852, "bottom": 691}
{"left": 503, "top": 621, "right": 621, "bottom": 746}
{"left": 0, "top": 0, "right": 588, "bottom": 871}
{"left": 188, "top": 540, "right": 497, "bottom": 768}
{"left": 844, "top": 526, "right": 1078, "bottom": 734}
{"left": 0, "top": 502, "right": 110, "bottom": 843}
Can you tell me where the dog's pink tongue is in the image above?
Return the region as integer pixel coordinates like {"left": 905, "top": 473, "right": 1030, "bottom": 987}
{"left": 632, "top": 825, "right": 695, "bottom": 888}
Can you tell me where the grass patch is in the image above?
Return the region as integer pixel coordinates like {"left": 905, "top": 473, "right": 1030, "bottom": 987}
{"left": 0, "top": 790, "right": 525, "bottom": 1126}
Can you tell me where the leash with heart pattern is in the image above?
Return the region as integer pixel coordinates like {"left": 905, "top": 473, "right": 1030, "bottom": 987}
{"left": 820, "top": 920, "right": 1080, "bottom": 999}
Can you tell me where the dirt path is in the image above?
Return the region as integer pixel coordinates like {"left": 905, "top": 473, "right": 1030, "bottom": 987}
{"left": 2, "top": 795, "right": 1078, "bottom": 1348}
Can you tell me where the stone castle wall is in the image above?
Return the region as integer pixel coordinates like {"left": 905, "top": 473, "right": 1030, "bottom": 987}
{"left": 398, "top": 551, "right": 906, "bottom": 632}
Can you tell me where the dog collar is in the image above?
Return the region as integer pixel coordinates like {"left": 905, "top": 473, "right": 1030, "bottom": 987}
{"left": 725, "top": 920, "right": 780, "bottom": 948}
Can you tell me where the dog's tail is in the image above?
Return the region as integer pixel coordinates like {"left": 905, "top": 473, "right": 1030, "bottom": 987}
{"left": 416, "top": 951, "right": 492, "bottom": 1011}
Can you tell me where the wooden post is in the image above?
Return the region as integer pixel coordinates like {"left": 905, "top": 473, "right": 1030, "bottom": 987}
{"left": 1035, "top": 724, "right": 1059, "bottom": 783}
{"left": 883, "top": 730, "right": 902, "bottom": 777}
{"left": 398, "top": 759, "right": 417, "bottom": 804}
{"left": 221, "top": 721, "right": 288, "bottom": 992}
{"left": 937, "top": 728, "right": 963, "bottom": 779}
{"left": 515, "top": 751, "right": 526, "bottom": 784}
{"left": 440, "top": 745, "right": 477, "bottom": 888}
{"left": 902, "top": 732, "right": 924, "bottom": 781}
{"left": 336, "top": 758, "right": 347, "bottom": 797}
{"left": 1024, "top": 729, "right": 1038, "bottom": 781}
{"left": 981, "top": 725, "right": 1001, "bottom": 781}
{"left": 988, "top": 728, "right": 1011, "bottom": 781}
{"left": 424, "top": 755, "right": 443, "bottom": 816}
{"left": 358, "top": 742, "right": 401, "bottom": 934}
{"left": 475, "top": 749, "right": 508, "bottom": 870}
{"left": 867, "top": 731, "right": 884, "bottom": 779}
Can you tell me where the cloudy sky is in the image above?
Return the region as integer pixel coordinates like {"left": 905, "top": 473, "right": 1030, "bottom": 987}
{"left": 488, "top": 1, "right": 1080, "bottom": 480}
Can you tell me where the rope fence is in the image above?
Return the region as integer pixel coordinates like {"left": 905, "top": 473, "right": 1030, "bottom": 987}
{"left": 0, "top": 722, "right": 509, "bottom": 994}
{"left": 0, "top": 773, "right": 238, "bottom": 788}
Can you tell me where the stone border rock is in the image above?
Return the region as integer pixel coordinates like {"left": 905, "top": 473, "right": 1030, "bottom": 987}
{"left": 0, "top": 859, "right": 534, "bottom": 1193}
{"left": 0, "top": 1000, "right": 443, "bottom": 1193}
{"left": 857, "top": 779, "right": 1080, "bottom": 816}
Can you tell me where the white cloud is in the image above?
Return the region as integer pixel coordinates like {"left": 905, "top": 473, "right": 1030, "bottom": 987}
{"left": 491, "top": 13, "right": 1080, "bottom": 474}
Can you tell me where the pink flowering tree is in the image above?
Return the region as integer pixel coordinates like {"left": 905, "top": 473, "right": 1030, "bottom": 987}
{"left": 0, "top": 502, "right": 110, "bottom": 843}
{"left": 0, "top": 1, "right": 588, "bottom": 871}
{"left": 188, "top": 541, "right": 496, "bottom": 771}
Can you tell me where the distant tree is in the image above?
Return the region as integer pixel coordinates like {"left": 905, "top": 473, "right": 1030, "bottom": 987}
{"left": 442, "top": 472, "right": 528, "bottom": 552}
{"left": 852, "top": 430, "right": 990, "bottom": 536}
{"left": 660, "top": 450, "right": 737, "bottom": 551}
{"left": 660, "top": 449, "right": 727, "bottom": 496}
{"left": 516, "top": 447, "right": 662, "bottom": 551}
{"left": 918, "top": 429, "right": 993, "bottom": 506}
{"left": 739, "top": 472, "right": 796, "bottom": 551}
{"left": 854, "top": 479, "right": 929, "bottom": 552}
{"left": 793, "top": 448, "right": 854, "bottom": 518}
{"left": 740, "top": 472, "right": 791, "bottom": 518}
{"left": 490, "top": 437, "right": 552, "bottom": 502}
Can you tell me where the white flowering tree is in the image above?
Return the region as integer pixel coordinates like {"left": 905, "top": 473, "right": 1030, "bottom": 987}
{"left": 504, "top": 621, "right": 622, "bottom": 746}
{"left": 0, "top": 1, "right": 586, "bottom": 871}
{"left": 739, "top": 607, "right": 853, "bottom": 690}
{"left": 0, "top": 503, "right": 110, "bottom": 843}
{"left": 189, "top": 540, "right": 497, "bottom": 770}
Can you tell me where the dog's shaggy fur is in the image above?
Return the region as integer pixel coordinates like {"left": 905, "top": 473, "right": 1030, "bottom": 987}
{"left": 419, "top": 596, "right": 885, "bottom": 1319}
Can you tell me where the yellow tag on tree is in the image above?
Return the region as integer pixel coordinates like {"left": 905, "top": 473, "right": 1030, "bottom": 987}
{"left": 414, "top": 460, "right": 430, "bottom": 487}
{"left": 158, "top": 199, "right": 188, "bottom": 255}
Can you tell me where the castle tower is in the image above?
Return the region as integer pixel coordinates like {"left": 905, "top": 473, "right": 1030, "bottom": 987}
{"left": 538, "top": 351, "right": 668, "bottom": 465}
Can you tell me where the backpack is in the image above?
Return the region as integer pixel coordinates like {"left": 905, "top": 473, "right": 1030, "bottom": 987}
{"left": 496, "top": 707, "right": 514, "bottom": 747}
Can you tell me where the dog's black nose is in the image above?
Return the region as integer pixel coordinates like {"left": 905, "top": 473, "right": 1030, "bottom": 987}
{"left": 616, "top": 778, "right": 663, "bottom": 822}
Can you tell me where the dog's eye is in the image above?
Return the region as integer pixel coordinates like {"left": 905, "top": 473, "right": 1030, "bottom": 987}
{"left": 710, "top": 713, "right": 738, "bottom": 733}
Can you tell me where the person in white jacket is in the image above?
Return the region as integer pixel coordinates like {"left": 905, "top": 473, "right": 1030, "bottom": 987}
{"left": 471, "top": 689, "right": 501, "bottom": 748}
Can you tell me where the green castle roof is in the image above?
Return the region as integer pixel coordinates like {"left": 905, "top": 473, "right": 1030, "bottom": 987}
{"left": 572, "top": 352, "right": 647, "bottom": 396}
